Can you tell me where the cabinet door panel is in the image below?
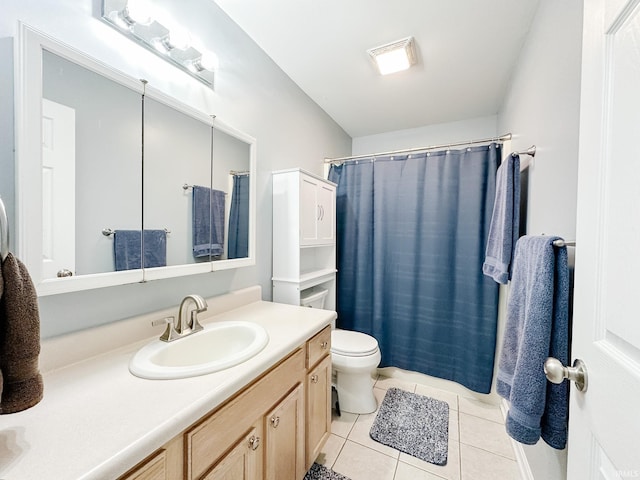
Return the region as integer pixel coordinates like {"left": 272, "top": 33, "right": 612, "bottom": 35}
{"left": 300, "top": 176, "right": 319, "bottom": 245}
{"left": 264, "top": 384, "right": 305, "bottom": 480}
{"left": 316, "top": 184, "right": 335, "bottom": 243}
{"left": 203, "top": 424, "right": 262, "bottom": 480}
{"left": 306, "top": 355, "right": 332, "bottom": 469}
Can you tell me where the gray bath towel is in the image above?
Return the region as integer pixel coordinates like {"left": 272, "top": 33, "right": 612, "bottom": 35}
{"left": 192, "top": 186, "right": 225, "bottom": 258}
{"left": 0, "top": 253, "right": 44, "bottom": 414}
{"left": 483, "top": 154, "right": 520, "bottom": 284}
{"left": 496, "top": 235, "right": 569, "bottom": 449}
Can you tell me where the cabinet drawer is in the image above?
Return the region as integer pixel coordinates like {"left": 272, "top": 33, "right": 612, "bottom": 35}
{"left": 306, "top": 326, "right": 331, "bottom": 369}
{"left": 186, "top": 348, "right": 305, "bottom": 480}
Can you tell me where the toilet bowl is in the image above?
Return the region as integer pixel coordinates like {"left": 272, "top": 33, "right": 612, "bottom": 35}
{"left": 298, "top": 290, "right": 380, "bottom": 414}
{"left": 331, "top": 329, "right": 381, "bottom": 414}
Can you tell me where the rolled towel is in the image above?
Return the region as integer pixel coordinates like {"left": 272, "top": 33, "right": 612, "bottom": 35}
{"left": 0, "top": 253, "right": 44, "bottom": 414}
{"left": 483, "top": 154, "right": 520, "bottom": 284}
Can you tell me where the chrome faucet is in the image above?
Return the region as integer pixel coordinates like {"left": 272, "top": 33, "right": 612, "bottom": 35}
{"left": 152, "top": 294, "right": 208, "bottom": 342}
{"left": 177, "top": 294, "right": 208, "bottom": 335}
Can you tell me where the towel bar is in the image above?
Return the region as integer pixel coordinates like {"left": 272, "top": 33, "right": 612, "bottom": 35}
{"left": 183, "top": 184, "right": 229, "bottom": 195}
{"left": 512, "top": 145, "right": 536, "bottom": 158}
{"left": 102, "top": 228, "right": 171, "bottom": 236}
{"left": 552, "top": 240, "right": 576, "bottom": 247}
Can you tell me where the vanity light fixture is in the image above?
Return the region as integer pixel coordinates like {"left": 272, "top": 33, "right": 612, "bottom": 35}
{"left": 101, "top": 0, "right": 217, "bottom": 88}
{"left": 367, "top": 36, "right": 417, "bottom": 76}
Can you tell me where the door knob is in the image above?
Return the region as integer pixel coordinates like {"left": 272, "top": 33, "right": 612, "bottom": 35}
{"left": 544, "top": 357, "right": 588, "bottom": 392}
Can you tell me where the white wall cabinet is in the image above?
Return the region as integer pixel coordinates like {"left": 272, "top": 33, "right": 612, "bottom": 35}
{"left": 300, "top": 175, "right": 335, "bottom": 246}
{"left": 272, "top": 169, "right": 336, "bottom": 310}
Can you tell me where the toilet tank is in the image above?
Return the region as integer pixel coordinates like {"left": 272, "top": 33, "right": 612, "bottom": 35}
{"left": 300, "top": 288, "right": 328, "bottom": 309}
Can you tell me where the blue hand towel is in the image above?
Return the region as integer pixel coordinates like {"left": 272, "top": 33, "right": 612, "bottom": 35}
{"left": 483, "top": 154, "right": 520, "bottom": 284}
{"left": 113, "top": 230, "right": 167, "bottom": 271}
{"left": 192, "top": 185, "right": 225, "bottom": 258}
{"left": 496, "top": 235, "right": 569, "bottom": 449}
{"left": 142, "top": 230, "right": 168, "bottom": 269}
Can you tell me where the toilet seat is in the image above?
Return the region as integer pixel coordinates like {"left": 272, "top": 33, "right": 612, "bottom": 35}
{"left": 331, "top": 329, "right": 379, "bottom": 357}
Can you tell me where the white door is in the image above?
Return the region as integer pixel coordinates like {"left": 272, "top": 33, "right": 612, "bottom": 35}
{"left": 42, "top": 99, "right": 75, "bottom": 279}
{"left": 568, "top": 0, "right": 640, "bottom": 477}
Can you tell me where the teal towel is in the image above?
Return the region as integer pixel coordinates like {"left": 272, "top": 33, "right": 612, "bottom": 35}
{"left": 496, "top": 235, "right": 569, "bottom": 449}
{"left": 483, "top": 154, "right": 520, "bottom": 284}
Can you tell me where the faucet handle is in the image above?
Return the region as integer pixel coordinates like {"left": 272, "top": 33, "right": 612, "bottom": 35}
{"left": 152, "top": 316, "right": 180, "bottom": 342}
{"left": 151, "top": 316, "right": 173, "bottom": 327}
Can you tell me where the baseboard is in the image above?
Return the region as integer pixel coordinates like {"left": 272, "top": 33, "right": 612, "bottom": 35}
{"left": 500, "top": 399, "right": 535, "bottom": 480}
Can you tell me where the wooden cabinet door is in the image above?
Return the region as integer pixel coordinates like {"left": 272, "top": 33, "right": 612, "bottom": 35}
{"left": 264, "top": 384, "right": 305, "bottom": 480}
{"left": 306, "top": 355, "right": 332, "bottom": 469}
{"left": 202, "top": 424, "right": 262, "bottom": 480}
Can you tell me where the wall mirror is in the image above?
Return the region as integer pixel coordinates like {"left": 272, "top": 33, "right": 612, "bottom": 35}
{"left": 17, "top": 25, "right": 256, "bottom": 295}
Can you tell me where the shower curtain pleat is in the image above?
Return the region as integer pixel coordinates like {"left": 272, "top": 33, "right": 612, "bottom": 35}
{"left": 328, "top": 145, "right": 500, "bottom": 393}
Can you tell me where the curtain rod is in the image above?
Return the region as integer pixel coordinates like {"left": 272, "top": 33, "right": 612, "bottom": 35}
{"left": 324, "top": 133, "right": 513, "bottom": 164}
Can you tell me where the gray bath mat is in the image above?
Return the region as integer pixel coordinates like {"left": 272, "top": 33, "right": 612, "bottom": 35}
{"left": 370, "top": 387, "right": 449, "bottom": 465}
{"left": 304, "top": 463, "right": 351, "bottom": 480}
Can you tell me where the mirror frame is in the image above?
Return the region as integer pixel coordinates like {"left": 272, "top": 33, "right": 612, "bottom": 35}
{"left": 16, "top": 24, "right": 256, "bottom": 296}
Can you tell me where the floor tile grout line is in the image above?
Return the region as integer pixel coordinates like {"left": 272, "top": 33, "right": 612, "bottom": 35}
{"left": 458, "top": 409, "right": 506, "bottom": 425}
{"left": 328, "top": 435, "right": 349, "bottom": 470}
{"left": 457, "top": 439, "right": 517, "bottom": 462}
{"left": 345, "top": 437, "right": 400, "bottom": 461}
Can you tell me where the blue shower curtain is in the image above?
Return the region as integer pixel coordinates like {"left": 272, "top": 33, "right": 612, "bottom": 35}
{"left": 328, "top": 144, "right": 500, "bottom": 393}
{"left": 228, "top": 174, "right": 250, "bottom": 259}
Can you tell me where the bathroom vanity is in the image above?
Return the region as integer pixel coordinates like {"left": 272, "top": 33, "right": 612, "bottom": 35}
{"left": 120, "top": 325, "right": 331, "bottom": 480}
{"left": 0, "top": 287, "right": 334, "bottom": 480}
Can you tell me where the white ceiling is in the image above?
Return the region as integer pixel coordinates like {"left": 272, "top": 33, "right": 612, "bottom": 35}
{"left": 214, "top": 0, "right": 541, "bottom": 138}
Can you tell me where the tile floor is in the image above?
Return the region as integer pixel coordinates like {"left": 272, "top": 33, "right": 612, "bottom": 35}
{"left": 315, "top": 375, "right": 521, "bottom": 480}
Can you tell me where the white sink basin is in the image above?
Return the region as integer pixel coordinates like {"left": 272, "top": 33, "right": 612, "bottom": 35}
{"left": 129, "top": 321, "right": 269, "bottom": 379}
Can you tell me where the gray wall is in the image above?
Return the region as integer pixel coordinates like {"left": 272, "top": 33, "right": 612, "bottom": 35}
{"left": 352, "top": 115, "right": 498, "bottom": 155}
{"left": 1, "top": 0, "right": 351, "bottom": 338}
{"left": 497, "top": 1, "right": 583, "bottom": 479}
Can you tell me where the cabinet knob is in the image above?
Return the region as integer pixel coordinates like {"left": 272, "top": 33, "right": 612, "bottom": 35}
{"left": 270, "top": 416, "right": 280, "bottom": 428}
{"left": 57, "top": 269, "right": 73, "bottom": 277}
{"left": 320, "top": 341, "right": 328, "bottom": 350}
{"left": 311, "top": 374, "right": 319, "bottom": 384}
{"left": 248, "top": 435, "right": 260, "bottom": 450}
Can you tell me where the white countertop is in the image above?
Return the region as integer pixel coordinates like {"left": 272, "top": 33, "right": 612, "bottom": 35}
{"left": 0, "top": 292, "right": 335, "bottom": 480}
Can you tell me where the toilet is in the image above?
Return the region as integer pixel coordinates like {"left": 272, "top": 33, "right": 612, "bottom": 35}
{"left": 330, "top": 329, "right": 381, "bottom": 414}
{"left": 300, "top": 288, "right": 381, "bottom": 415}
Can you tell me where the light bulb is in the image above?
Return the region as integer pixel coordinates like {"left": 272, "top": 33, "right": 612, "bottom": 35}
{"left": 199, "top": 50, "right": 219, "bottom": 71}
{"left": 125, "top": 0, "right": 153, "bottom": 25}
{"left": 168, "top": 26, "right": 191, "bottom": 50}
